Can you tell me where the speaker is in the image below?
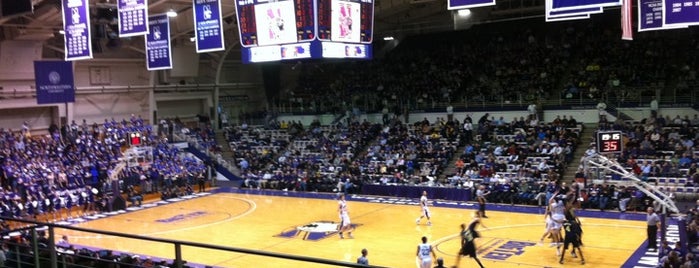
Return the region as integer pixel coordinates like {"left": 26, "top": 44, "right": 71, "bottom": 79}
{"left": 1, "top": 0, "right": 33, "bottom": 17}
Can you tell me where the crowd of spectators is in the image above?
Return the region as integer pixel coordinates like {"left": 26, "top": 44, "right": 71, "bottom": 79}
{"left": 0, "top": 116, "right": 212, "bottom": 267}
{"left": 280, "top": 15, "right": 699, "bottom": 117}
{"left": 230, "top": 118, "right": 382, "bottom": 193}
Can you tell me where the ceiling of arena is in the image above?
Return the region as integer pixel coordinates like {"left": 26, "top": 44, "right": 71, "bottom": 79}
{"left": 0, "top": 0, "right": 546, "bottom": 61}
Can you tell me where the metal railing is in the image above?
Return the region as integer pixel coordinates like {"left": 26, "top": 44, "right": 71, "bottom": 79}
{"left": 0, "top": 218, "right": 386, "bottom": 268}
{"left": 273, "top": 87, "right": 699, "bottom": 115}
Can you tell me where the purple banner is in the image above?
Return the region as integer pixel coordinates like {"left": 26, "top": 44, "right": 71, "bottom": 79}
{"left": 639, "top": 0, "right": 665, "bottom": 30}
{"left": 546, "top": 13, "right": 591, "bottom": 21}
{"left": 61, "top": 0, "right": 92, "bottom": 60}
{"left": 145, "top": 14, "right": 172, "bottom": 71}
{"left": 549, "top": 6, "right": 602, "bottom": 17}
{"left": 546, "top": 0, "right": 598, "bottom": 21}
{"left": 194, "top": 0, "right": 225, "bottom": 53}
{"left": 118, "top": 0, "right": 149, "bottom": 37}
{"left": 663, "top": 0, "right": 699, "bottom": 26}
{"left": 34, "top": 61, "right": 75, "bottom": 104}
{"left": 551, "top": 0, "right": 620, "bottom": 10}
{"left": 447, "top": 0, "right": 496, "bottom": 10}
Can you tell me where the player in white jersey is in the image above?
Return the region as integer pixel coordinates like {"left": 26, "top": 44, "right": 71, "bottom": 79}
{"left": 416, "top": 236, "right": 436, "bottom": 268}
{"left": 337, "top": 194, "right": 354, "bottom": 239}
{"left": 416, "top": 191, "right": 432, "bottom": 226}
{"left": 549, "top": 193, "right": 566, "bottom": 255}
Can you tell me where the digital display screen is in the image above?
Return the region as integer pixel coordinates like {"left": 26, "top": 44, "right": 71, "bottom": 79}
{"left": 317, "top": 0, "right": 373, "bottom": 43}
{"left": 597, "top": 131, "right": 623, "bottom": 154}
{"left": 235, "top": 0, "right": 315, "bottom": 47}
{"left": 235, "top": 0, "right": 373, "bottom": 62}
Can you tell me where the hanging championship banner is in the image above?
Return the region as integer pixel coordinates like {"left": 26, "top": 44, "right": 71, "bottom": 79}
{"left": 118, "top": 0, "right": 149, "bottom": 37}
{"left": 145, "top": 14, "right": 173, "bottom": 70}
{"left": 34, "top": 61, "right": 75, "bottom": 104}
{"left": 448, "top": 0, "right": 496, "bottom": 10}
{"left": 62, "top": 0, "right": 93, "bottom": 60}
{"left": 639, "top": 0, "right": 687, "bottom": 30}
{"left": 551, "top": 0, "right": 620, "bottom": 11}
{"left": 663, "top": 0, "right": 699, "bottom": 27}
{"left": 194, "top": 0, "right": 225, "bottom": 53}
{"left": 546, "top": 0, "right": 599, "bottom": 21}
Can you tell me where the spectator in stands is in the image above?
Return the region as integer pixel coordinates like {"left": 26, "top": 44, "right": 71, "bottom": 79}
{"left": 127, "top": 186, "right": 142, "bottom": 207}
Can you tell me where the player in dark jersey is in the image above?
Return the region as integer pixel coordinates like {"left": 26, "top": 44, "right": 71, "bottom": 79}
{"left": 453, "top": 213, "right": 486, "bottom": 268}
{"left": 559, "top": 218, "right": 584, "bottom": 265}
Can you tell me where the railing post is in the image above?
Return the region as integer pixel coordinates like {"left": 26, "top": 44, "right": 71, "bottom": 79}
{"left": 174, "top": 243, "right": 183, "bottom": 268}
{"left": 32, "top": 228, "right": 39, "bottom": 268}
{"left": 49, "top": 227, "right": 58, "bottom": 268}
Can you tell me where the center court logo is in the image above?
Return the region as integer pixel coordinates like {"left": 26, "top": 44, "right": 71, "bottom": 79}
{"left": 276, "top": 220, "right": 362, "bottom": 241}
{"left": 480, "top": 240, "right": 536, "bottom": 260}
{"left": 436, "top": 238, "right": 536, "bottom": 261}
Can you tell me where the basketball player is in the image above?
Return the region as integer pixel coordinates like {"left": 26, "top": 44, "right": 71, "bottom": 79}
{"left": 416, "top": 191, "right": 432, "bottom": 226}
{"left": 416, "top": 236, "right": 436, "bottom": 268}
{"left": 337, "top": 194, "right": 354, "bottom": 239}
{"left": 550, "top": 193, "right": 566, "bottom": 256}
{"left": 538, "top": 210, "right": 555, "bottom": 246}
{"left": 476, "top": 185, "right": 489, "bottom": 218}
{"left": 559, "top": 218, "right": 585, "bottom": 264}
{"left": 453, "top": 213, "right": 486, "bottom": 268}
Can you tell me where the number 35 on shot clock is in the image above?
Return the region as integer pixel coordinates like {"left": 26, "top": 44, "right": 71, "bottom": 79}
{"left": 596, "top": 131, "right": 623, "bottom": 154}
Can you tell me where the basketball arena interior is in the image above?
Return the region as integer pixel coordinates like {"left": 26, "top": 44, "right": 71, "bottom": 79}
{"left": 0, "top": 0, "right": 698, "bottom": 267}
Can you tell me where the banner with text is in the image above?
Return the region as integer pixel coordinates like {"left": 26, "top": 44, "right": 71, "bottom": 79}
{"left": 118, "top": 0, "right": 149, "bottom": 37}
{"left": 546, "top": 0, "right": 599, "bottom": 21}
{"left": 448, "top": 0, "right": 496, "bottom": 10}
{"left": 62, "top": 0, "right": 92, "bottom": 60}
{"left": 551, "top": 0, "right": 620, "bottom": 10}
{"left": 194, "top": 0, "right": 225, "bottom": 53}
{"left": 663, "top": 0, "right": 699, "bottom": 27}
{"left": 34, "top": 61, "right": 75, "bottom": 104}
{"left": 145, "top": 14, "right": 173, "bottom": 70}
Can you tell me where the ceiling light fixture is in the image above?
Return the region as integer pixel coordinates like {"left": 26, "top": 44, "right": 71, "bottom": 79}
{"left": 457, "top": 9, "right": 471, "bottom": 17}
{"left": 166, "top": 9, "right": 178, "bottom": 17}
{"left": 383, "top": 36, "right": 394, "bottom": 41}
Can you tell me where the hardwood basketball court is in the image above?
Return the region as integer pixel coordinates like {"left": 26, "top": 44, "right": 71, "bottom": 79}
{"left": 55, "top": 188, "right": 649, "bottom": 267}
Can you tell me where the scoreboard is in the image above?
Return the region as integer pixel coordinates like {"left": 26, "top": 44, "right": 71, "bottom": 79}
{"left": 596, "top": 131, "right": 623, "bottom": 154}
{"left": 235, "top": 0, "right": 374, "bottom": 63}
{"left": 236, "top": 0, "right": 315, "bottom": 47}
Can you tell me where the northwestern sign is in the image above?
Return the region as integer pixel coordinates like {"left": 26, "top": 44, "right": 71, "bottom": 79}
{"left": 194, "top": 0, "right": 225, "bottom": 53}
{"left": 118, "top": 0, "right": 149, "bottom": 37}
{"left": 145, "top": 14, "right": 173, "bottom": 70}
{"left": 61, "top": 0, "right": 92, "bottom": 60}
{"left": 34, "top": 61, "right": 76, "bottom": 104}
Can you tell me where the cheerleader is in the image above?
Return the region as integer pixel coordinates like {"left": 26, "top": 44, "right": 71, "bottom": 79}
{"left": 42, "top": 193, "right": 52, "bottom": 222}
{"left": 53, "top": 191, "right": 63, "bottom": 221}
{"left": 66, "top": 190, "right": 76, "bottom": 219}
{"left": 84, "top": 186, "right": 97, "bottom": 216}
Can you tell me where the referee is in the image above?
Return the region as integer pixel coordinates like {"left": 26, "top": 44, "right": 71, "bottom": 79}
{"left": 646, "top": 207, "right": 661, "bottom": 251}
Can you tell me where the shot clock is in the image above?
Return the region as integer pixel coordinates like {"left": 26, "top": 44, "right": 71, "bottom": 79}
{"left": 596, "top": 131, "right": 623, "bottom": 154}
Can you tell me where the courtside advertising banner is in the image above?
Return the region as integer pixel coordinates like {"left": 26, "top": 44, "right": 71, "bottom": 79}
{"left": 663, "top": 0, "right": 699, "bottom": 27}
{"left": 34, "top": 61, "right": 75, "bottom": 104}
{"left": 118, "top": 0, "right": 149, "bottom": 37}
{"left": 62, "top": 0, "right": 92, "bottom": 60}
{"left": 194, "top": 0, "right": 225, "bottom": 53}
{"left": 145, "top": 14, "right": 173, "bottom": 70}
